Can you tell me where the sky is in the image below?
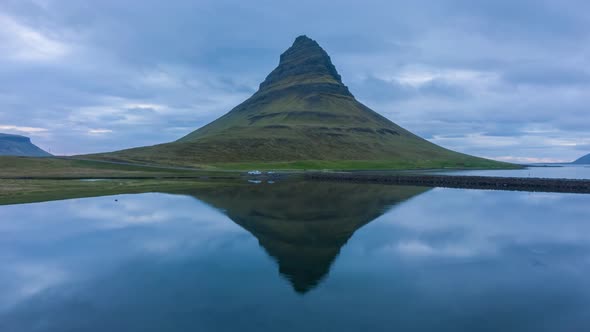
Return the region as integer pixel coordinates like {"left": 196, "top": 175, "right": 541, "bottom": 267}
{"left": 0, "top": 0, "right": 589, "bottom": 162}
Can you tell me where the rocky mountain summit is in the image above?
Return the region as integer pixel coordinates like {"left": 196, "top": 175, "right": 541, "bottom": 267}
{"left": 256, "top": 35, "right": 352, "bottom": 96}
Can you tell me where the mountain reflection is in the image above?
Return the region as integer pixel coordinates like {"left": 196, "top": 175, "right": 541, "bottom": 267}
{"left": 178, "top": 181, "right": 430, "bottom": 293}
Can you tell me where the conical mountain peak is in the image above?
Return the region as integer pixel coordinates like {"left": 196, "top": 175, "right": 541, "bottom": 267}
{"left": 258, "top": 35, "right": 350, "bottom": 96}
{"left": 90, "top": 35, "right": 507, "bottom": 171}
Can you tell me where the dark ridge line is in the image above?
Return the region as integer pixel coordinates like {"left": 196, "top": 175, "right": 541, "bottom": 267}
{"left": 305, "top": 173, "right": 590, "bottom": 194}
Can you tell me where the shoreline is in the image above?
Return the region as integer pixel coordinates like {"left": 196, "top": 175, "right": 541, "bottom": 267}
{"left": 305, "top": 173, "right": 590, "bottom": 194}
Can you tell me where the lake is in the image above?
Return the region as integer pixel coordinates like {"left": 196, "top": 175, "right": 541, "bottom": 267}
{"left": 0, "top": 178, "right": 589, "bottom": 331}
{"left": 431, "top": 164, "right": 590, "bottom": 179}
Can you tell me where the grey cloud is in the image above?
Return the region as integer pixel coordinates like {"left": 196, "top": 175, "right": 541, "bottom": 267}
{"left": 573, "top": 144, "right": 590, "bottom": 152}
{"left": 352, "top": 76, "right": 468, "bottom": 103}
{"left": 502, "top": 66, "right": 590, "bottom": 87}
{"left": 0, "top": 0, "right": 589, "bottom": 161}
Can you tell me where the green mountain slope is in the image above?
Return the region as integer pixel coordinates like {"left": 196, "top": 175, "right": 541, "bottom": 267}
{"left": 0, "top": 133, "right": 51, "bottom": 157}
{"left": 86, "top": 36, "right": 514, "bottom": 170}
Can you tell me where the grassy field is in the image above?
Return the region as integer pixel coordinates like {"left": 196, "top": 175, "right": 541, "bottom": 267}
{"left": 0, "top": 154, "right": 516, "bottom": 206}
{"left": 207, "top": 158, "right": 519, "bottom": 171}
{"left": 0, "top": 156, "right": 237, "bottom": 178}
{"left": 0, "top": 154, "right": 517, "bottom": 179}
{"left": 0, "top": 178, "right": 242, "bottom": 205}
{"left": 0, "top": 156, "right": 243, "bottom": 205}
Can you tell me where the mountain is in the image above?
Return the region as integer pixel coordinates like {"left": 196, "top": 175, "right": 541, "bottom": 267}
{"left": 181, "top": 181, "right": 430, "bottom": 293}
{"left": 0, "top": 133, "right": 51, "bottom": 157}
{"left": 86, "top": 35, "right": 512, "bottom": 170}
{"left": 573, "top": 153, "right": 590, "bottom": 164}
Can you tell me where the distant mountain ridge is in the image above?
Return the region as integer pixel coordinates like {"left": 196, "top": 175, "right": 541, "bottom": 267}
{"left": 84, "top": 35, "right": 512, "bottom": 170}
{"left": 573, "top": 153, "right": 590, "bottom": 164}
{"left": 0, "top": 133, "right": 51, "bottom": 157}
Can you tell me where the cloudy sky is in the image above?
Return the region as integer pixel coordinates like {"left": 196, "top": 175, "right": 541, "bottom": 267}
{"left": 0, "top": 0, "right": 588, "bottom": 162}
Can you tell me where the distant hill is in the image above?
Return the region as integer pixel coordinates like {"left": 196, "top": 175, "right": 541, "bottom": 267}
{"left": 573, "top": 153, "right": 590, "bottom": 164}
{"left": 85, "top": 35, "right": 513, "bottom": 170}
{"left": 0, "top": 133, "right": 51, "bottom": 157}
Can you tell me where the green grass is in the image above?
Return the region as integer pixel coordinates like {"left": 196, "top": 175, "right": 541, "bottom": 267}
{"left": 0, "top": 156, "right": 238, "bottom": 178}
{"left": 208, "top": 159, "right": 519, "bottom": 171}
{"left": 0, "top": 178, "right": 240, "bottom": 205}
{"left": 83, "top": 88, "right": 519, "bottom": 171}
{"left": 0, "top": 156, "right": 514, "bottom": 206}
{"left": 0, "top": 156, "right": 247, "bottom": 205}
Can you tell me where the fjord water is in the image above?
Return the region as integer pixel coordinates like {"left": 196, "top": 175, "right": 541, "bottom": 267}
{"left": 1, "top": 182, "right": 590, "bottom": 331}
{"left": 432, "top": 164, "right": 590, "bottom": 179}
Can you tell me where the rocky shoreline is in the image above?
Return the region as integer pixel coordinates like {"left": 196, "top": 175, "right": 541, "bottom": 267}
{"left": 305, "top": 173, "right": 590, "bottom": 194}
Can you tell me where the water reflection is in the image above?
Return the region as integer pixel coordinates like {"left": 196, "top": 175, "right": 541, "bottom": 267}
{"left": 179, "top": 182, "right": 429, "bottom": 293}
{"left": 1, "top": 181, "right": 590, "bottom": 331}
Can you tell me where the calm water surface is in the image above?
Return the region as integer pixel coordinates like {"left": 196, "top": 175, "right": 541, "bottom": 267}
{"left": 432, "top": 164, "right": 590, "bottom": 179}
{"left": 0, "top": 181, "right": 589, "bottom": 331}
